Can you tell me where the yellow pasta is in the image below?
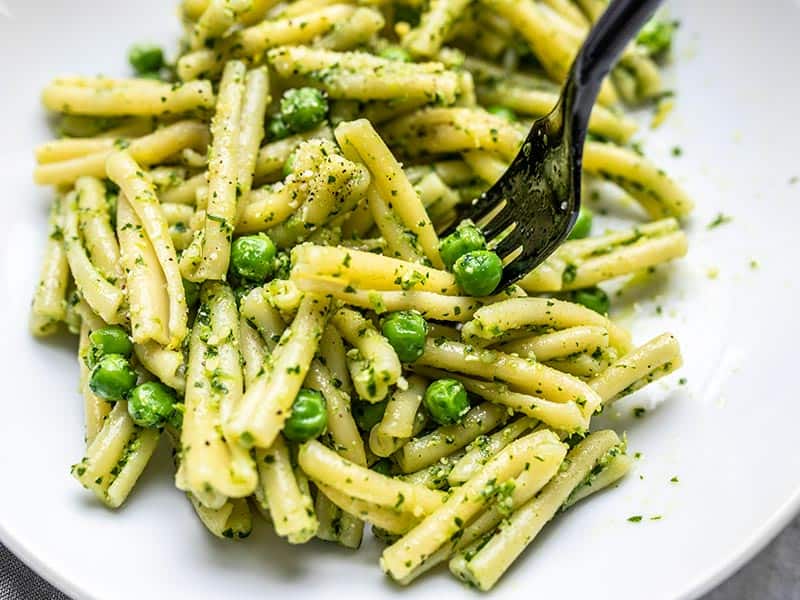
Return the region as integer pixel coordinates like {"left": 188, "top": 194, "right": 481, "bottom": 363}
{"left": 305, "top": 360, "right": 367, "bottom": 466}
{"left": 412, "top": 366, "right": 589, "bottom": 432}
{"left": 182, "top": 61, "right": 246, "bottom": 281}
{"left": 591, "top": 333, "right": 683, "bottom": 403}
{"left": 396, "top": 431, "right": 568, "bottom": 583}
{"left": 78, "top": 319, "right": 112, "bottom": 443}
{"left": 583, "top": 141, "right": 695, "bottom": 218}
{"left": 335, "top": 119, "right": 442, "bottom": 267}
{"left": 479, "top": 0, "right": 617, "bottom": 106}
{"left": 415, "top": 337, "right": 603, "bottom": 414}
{"left": 447, "top": 416, "right": 538, "bottom": 484}
{"left": 35, "top": 120, "right": 210, "bottom": 186}
{"left": 500, "top": 325, "right": 610, "bottom": 361}
{"left": 402, "top": 0, "right": 472, "bottom": 58}
{"left": 71, "top": 401, "right": 160, "bottom": 509}
{"left": 225, "top": 294, "right": 332, "bottom": 448}
{"left": 76, "top": 176, "right": 123, "bottom": 284}
{"left": 36, "top": 137, "right": 117, "bottom": 164}
{"left": 234, "top": 67, "right": 271, "bottom": 224}
{"left": 318, "top": 482, "right": 418, "bottom": 536}
{"left": 133, "top": 342, "right": 187, "bottom": 394}
{"left": 298, "top": 440, "right": 446, "bottom": 517}
{"left": 42, "top": 77, "right": 214, "bottom": 116}
{"left": 190, "top": 496, "right": 254, "bottom": 539}
{"left": 268, "top": 47, "right": 460, "bottom": 103}
{"left": 396, "top": 403, "right": 508, "bottom": 473}
{"left": 63, "top": 192, "right": 125, "bottom": 324}
{"left": 382, "top": 429, "right": 566, "bottom": 581}
{"left": 449, "top": 430, "right": 624, "bottom": 590}
{"left": 116, "top": 195, "right": 170, "bottom": 345}
{"left": 332, "top": 307, "right": 402, "bottom": 403}
{"left": 292, "top": 245, "right": 458, "bottom": 295}
{"left": 255, "top": 436, "right": 319, "bottom": 543}
{"left": 462, "top": 296, "right": 632, "bottom": 353}
{"left": 177, "top": 282, "right": 258, "bottom": 506}
{"left": 520, "top": 219, "right": 689, "bottom": 292}
{"left": 178, "top": 5, "right": 374, "bottom": 80}
{"left": 107, "top": 151, "right": 188, "bottom": 347}
{"left": 30, "top": 197, "right": 70, "bottom": 335}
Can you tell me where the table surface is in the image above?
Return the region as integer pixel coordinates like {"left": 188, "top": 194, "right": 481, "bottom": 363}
{"left": 2, "top": 515, "right": 799, "bottom": 600}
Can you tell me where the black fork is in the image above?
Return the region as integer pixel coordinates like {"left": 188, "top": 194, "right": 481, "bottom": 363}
{"left": 447, "top": 0, "right": 664, "bottom": 288}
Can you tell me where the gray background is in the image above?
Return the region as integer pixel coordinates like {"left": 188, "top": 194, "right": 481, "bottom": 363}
{"left": 2, "top": 515, "right": 799, "bottom": 599}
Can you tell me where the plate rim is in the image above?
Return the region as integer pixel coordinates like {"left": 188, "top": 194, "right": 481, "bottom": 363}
{"left": 3, "top": 1, "right": 799, "bottom": 598}
{"left": 2, "top": 490, "right": 799, "bottom": 599}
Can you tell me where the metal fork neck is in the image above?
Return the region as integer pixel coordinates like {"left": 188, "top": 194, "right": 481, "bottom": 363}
{"left": 564, "top": 0, "right": 664, "bottom": 153}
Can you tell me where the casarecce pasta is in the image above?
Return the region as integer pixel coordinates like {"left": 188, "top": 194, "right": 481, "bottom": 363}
{"left": 31, "top": 0, "right": 689, "bottom": 591}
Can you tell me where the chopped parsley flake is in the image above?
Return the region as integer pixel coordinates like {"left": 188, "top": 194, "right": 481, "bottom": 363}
{"left": 627, "top": 515, "right": 643, "bottom": 523}
{"left": 707, "top": 213, "right": 733, "bottom": 229}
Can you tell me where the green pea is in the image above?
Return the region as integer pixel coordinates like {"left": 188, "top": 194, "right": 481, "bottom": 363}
{"left": 87, "top": 326, "right": 132, "bottom": 368}
{"left": 381, "top": 311, "right": 428, "bottom": 363}
{"left": 379, "top": 46, "right": 412, "bottom": 62}
{"left": 128, "top": 44, "right": 164, "bottom": 75}
{"left": 89, "top": 354, "right": 137, "bottom": 402}
{"left": 230, "top": 234, "right": 277, "bottom": 282}
{"left": 424, "top": 379, "right": 470, "bottom": 425}
{"left": 280, "top": 87, "right": 329, "bottom": 133}
{"left": 636, "top": 18, "right": 677, "bottom": 56}
{"left": 284, "top": 388, "right": 328, "bottom": 442}
{"left": 439, "top": 222, "right": 487, "bottom": 270}
{"left": 453, "top": 250, "right": 503, "bottom": 297}
{"left": 282, "top": 152, "right": 296, "bottom": 178}
{"left": 128, "top": 382, "right": 177, "bottom": 428}
{"left": 487, "top": 105, "right": 517, "bottom": 122}
{"left": 570, "top": 287, "right": 610, "bottom": 315}
{"left": 568, "top": 207, "right": 593, "bottom": 240}
{"left": 353, "top": 399, "right": 388, "bottom": 432}
{"left": 183, "top": 278, "right": 201, "bottom": 309}
{"left": 267, "top": 116, "right": 291, "bottom": 141}
{"left": 371, "top": 458, "right": 394, "bottom": 476}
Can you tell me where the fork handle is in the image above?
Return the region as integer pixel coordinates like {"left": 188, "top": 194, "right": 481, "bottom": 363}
{"left": 565, "top": 0, "right": 663, "bottom": 145}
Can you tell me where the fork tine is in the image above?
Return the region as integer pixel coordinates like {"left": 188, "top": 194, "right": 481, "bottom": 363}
{"left": 481, "top": 207, "right": 517, "bottom": 240}
{"left": 493, "top": 229, "right": 524, "bottom": 259}
{"left": 499, "top": 254, "right": 534, "bottom": 289}
{"left": 442, "top": 192, "right": 500, "bottom": 236}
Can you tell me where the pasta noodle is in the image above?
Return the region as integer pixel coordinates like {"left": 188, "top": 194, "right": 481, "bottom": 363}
{"left": 181, "top": 61, "right": 247, "bottom": 281}
{"left": 30, "top": 197, "right": 70, "bottom": 335}
{"left": 449, "top": 430, "right": 624, "bottom": 590}
{"left": 382, "top": 429, "right": 567, "bottom": 581}
{"left": 331, "top": 307, "right": 402, "bottom": 403}
{"left": 34, "top": 120, "right": 210, "bottom": 186}
{"left": 225, "top": 294, "right": 332, "bottom": 448}
{"left": 254, "top": 436, "right": 319, "bottom": 543}
{"left": 107, "top": 151, "right": 188, "bottom": 347}
{"left": 42, "top": 77, "right": 214, "bottom": 116}
{"left": 298, "top": 440, "right": 445, "bottom": 518}
{"left": 395, "top": 403, "right": 508, "bottom": 473}
{"left": 71, "top": 401, "right": 160, "bottom": 509}
{"left": 62, "top": 191, "right": 126, "bottom": 325}
{"left": 177, "top": 282, "right": 258, "bottom": 507}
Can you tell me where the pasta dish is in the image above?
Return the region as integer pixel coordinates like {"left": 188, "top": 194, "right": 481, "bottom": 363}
{"left": 29, "top": 0, "right": 688, "bottom": 591}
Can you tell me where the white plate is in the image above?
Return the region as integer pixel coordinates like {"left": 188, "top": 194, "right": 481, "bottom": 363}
{"left": 1, "top": 1, "right": 798, "bottom": 598}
